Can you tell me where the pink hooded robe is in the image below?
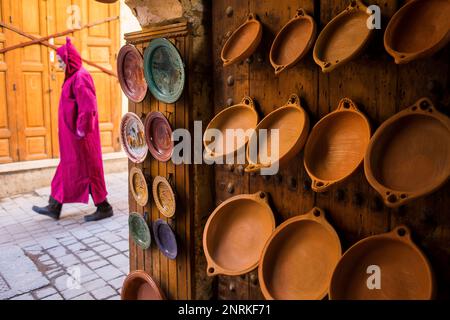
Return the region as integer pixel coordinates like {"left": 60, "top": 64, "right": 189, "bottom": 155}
{"left": 51, "top": 38, "right": 107, "bottom": 205}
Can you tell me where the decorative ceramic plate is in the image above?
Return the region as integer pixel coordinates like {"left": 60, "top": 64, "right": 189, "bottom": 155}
{"left": 128, "top": 212, "right": 151, "bottom": 250}
{"left": 120, "top": 112, "right": 148, "bottom": 163}
{"left": 152, "top": 176, "right": 176, "bottom": 218}
{"left": 129, "top": 167, "right": 149, "bottom": 207}
{"left": 121, "top": 270, "right": 165, "bottom": 300}
{"left": 143, "top": 38, "right": 185, "bottom": 104}
{"left": 153, "top": 219, "right": 178, "bottom": 260}
{"left": 117, "top": 44, "right": 147, "bottom": 103}
{"left": 145, "top": 111, "right": 174, "bottom": 162}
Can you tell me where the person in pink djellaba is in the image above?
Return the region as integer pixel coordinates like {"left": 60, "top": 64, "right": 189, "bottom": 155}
{"left": 32, "top": 38, "right": 113, "bottom": 222}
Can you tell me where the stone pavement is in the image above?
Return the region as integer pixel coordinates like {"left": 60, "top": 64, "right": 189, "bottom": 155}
{"left": 0, "top": 172, "right": 129, "bottom": 300}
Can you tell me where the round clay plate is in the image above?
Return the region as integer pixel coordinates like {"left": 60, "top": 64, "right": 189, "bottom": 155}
{"left": 203, "top": 192, "right": 275, "bottom": 276}
{"left": 329, "top": 226, "right": 435, "bottom": 300}
{"left": 143, "top": 38, "right": 185, "bottom": 104}
{"left": 153, "top": 219, "right": 178, "bottom": 260}
{"left": 120, "top": 112, "right": 148, "bottom": 163}
{"left": 117, "top": 44, "right": 147, "bottom": 103}
{"left": 129, "top": 167, "right": 149, "bottom": 207}
{"left": 259, "top": 207, "right": 341, "bottom": 300}
{"left": 145, "top": 111, "right": 174, "bottom": 162}
{"left": 121, "top": 270, "right": 165, "bottom": 300}
{"left": 128, "top": 212, "right": 151, "bottom": 250}
{"left": 152, "top": 176, "right": 176, "bottom": 218}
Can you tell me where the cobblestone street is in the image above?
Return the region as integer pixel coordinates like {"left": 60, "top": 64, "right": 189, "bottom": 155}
{"left": 0, "top": 172, "right": 129, "bottom": 300}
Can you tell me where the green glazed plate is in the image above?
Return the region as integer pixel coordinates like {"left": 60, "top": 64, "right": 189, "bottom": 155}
{"left": 128, "top": 212, "right": 151, "bottom": 250}
{"left": 143, "top": 38, "right": 185, "bottom": 104}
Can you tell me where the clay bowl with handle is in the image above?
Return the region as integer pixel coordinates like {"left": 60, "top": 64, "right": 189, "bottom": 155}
{"left": 144, "top": 111, "right": 174, "bottom": 162}
{"left": 152, "top": 175, "right": 177, "bottom": 218}
{"left": 259, "top": 207, "right": 342, "bottom": 300}
{"left": 221, "top": 13, "right": 262, "bottom": 67}
{"left": 329, "top": 226, "right": 435, "bottom": 300}
{"left": 384, "top": 0, "right": 450, "bottom": 64}
{"left": 121, "top": 270, "right": 165, "bottom": 300}
{"left": 129, "top": 167, "right": 150, "bottom": 207}
{"left": 245, "top": 94, "right": 309, "bottom": 174}
{"left": 128, "top": 212, "right": 151, "bottom": 250}
{"left": 119, "top": 112, "right": 148, "bottom": 163}
{"left": 364, "top": 97, "right": 450, "bottom": 208}
{"left": 117, "top": 44, "right": 147, "bottom": 103}
{"left": 203, "top": 191, "right": 275, "bottom": 277}
{"left": 313, "top": 0, "right": 374, "bottom": 73}
{"left": 304, "top": 98, "right": 371, "bottom": 192}
{"left": 270, "top": 8, "right": 317, "bottom": 75}
{"left": 203, "top": 96, "right": 259, "bottom": 162}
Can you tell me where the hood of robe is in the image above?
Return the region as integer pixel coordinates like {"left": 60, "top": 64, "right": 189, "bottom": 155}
{"left": 56, "top": 37, "right": 82, "bottom": 81}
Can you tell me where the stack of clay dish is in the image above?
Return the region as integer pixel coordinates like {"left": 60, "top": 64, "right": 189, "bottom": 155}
{"left": 143, "top": 38, "right": 185, "bottom": 104}
{"left": 121, "top": 270, "right": 165, "bottom": 300}
{"left": 304, "top": 98, "right": 371, "bottom": 192}
{"left": 153, "top": 219, "right": 178, "bottom": 260}
{"left": 203, "top": 96, "right": 258, "bottom": 162}
{"left": 144, "top": 111, "right": 174, "bottom": 162}
{"left": 119, "top": 112, "right": 148, "bottom": 163}
{"left": 329, "top": 226, "right": 435, "bottom": 300}
{"left": 152, "top": 176, "right": 176, "bottom": 218}
{"left": 129, "top": 167, "right": 149, "bottom": 207}
{"left": 221, "top": 13, "right": 262, "bottom": 67}
{"left": 384, "top": 0, "right": 450, "bottom": 64}
{"left": 313, "top": 0, "right": 373, "bottom": 72}
{"left": 117, "top": 44, "right": 147, "bottom": 103}
{"left": 128, "top": 212, "right": 151, "bottom": 250}
{"left": 259, "top": 207, "right": 341, "bottom": 300}
{"left": 365, "top": 98, "right": 450, "bottom": 208}
{"left": 245, "top": 94, "right": 309, "bottom": 173}
{"left": 203, "top": 192, "right": 275, "bottom": 276}
{"left": 270, "top": 8, "right": 317, "bottom": 75}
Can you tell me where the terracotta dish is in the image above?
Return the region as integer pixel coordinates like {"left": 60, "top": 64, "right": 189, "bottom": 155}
{"left": 259, "top": 207, "right": 341, "bottom": 300}
{"left": 313, "top": 0, "right": 373, "bottom": 72}
{"left": 153, "top": 219, "right": 178, "bottom": 260}
{"left": 270, "top": 9, "right": 317, "bottom": 75}
{"left": 329, "top": 226, "right": 435, "bottom": 300}
{"left": 121, "top": 270, "right": 165, "bottom": 300}
{"left": 129, "top": 167, "right": 149, "bottom": 207}
{"left": 203, "top": 192, "right": 275, "bottom": 276}
{"left": 119, "top": 112, "right": 148, "bottom": 163}
{"left": 129, "top": 212, "right": 151, "bottom": 250}
{"left": 384, "top": 0, "right": 450, "bottom": 64}
{"left": 304, "top": 98, "right": 371, "bottom": 192}
{"left": 245, "top": 94, "right": 309, "bottom": 173}
{"left": 144, "top": 111, "right": 174, "bottom": 162}
{"left": 95, "top": 0, "right": 118, "bottom": 3}
{"left": 152, "top": 176, "right": 176, "bottom": 218}
{"left": 221, "top": 13, "right": 262, "bottom": 67}
{"left": 365, "top": 98, "right": 450, "bottom": 208}
{"left": 117, "top": 44, "right": 147, "bottom": 103}
{"left": 204, "top": 96, "right": 258, "bottom": 161}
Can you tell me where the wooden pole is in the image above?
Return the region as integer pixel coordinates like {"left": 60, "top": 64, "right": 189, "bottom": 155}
{"left": 0, "top": 21, "right": 117, "bottom": 77}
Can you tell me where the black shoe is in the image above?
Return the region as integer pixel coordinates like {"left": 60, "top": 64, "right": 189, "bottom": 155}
{"left": 84, "top": 200, "right": 113, "bottom": 222}
{"left": 32, "top": 196, "right": 62, "bottom": 220}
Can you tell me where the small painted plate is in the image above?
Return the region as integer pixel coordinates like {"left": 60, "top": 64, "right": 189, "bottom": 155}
{"left": 129, "top": 212, "right": 151, "bottom": 250}
{"left": 129, "top": 167, "right": 149, "bottom": 207}
{"left": 143, "top": 38, "right": 185, "bottom": 104}
{"left": 117, "top": 44, "right": 147, "bottom": 103}
{"left": 145, "top": 111, "right": 174, "bottom": 162}
{"left": 120, "top": 112, "right": 148, "bottom": 163}
{"left": 153, "top": 219, "right": 178, "bottom": 260}
{"left": 152, "top": 176, "right": 176, "bottom": 218}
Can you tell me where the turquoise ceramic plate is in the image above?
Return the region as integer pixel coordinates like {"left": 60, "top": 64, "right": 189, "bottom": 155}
{"left": 129, "top": 212, "right": 151, "bottom": 250}
{"left": 143, "top": 38, "right": 185, "bottom": 104}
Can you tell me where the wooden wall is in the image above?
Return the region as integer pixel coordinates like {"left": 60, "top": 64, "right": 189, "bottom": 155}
{"left": 212, "top": 0, "right": 449, "bottom": 300}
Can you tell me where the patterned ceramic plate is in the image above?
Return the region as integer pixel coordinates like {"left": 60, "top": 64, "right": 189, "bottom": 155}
{"left": 153, "top": 219, "right": 178, "bottom": 260}
{"left": 117, "top": 44, "right": 147, "bottom": 103}
{"left": 120, "top": 112, "right": 148, "bottom": 163}
{"left": 144, "top": 111, "right": 174, "bottom": 162}
{"left": 129, "top": 167, "right": 149, "bottom": 207}
{"left": 152, "top": 176, "right": 176, "bottom": 218}
{"left": 128, "top": 212, "right": 151, "bottom": 250}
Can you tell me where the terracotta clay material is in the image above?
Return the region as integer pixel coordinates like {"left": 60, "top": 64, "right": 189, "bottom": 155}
{"left": 152, "top": 176, "right": 176, "bottom": 218}
{"left": 221, "top": 13, "right": 262, "bottom": 67}
{"left": 203, "top": 192, "right": 275, "bottom": 276}
{"left": 270, "top": 9, "right": 317, "bottom": 75}
{"left": 144, "top": 111, "right": 174, "bottom": 162}
{"left": 364, "top": 98, "right": 450, "bottom": 208}
{"left": 384, "top": 0, "right": 450, "bottom": 64}
{"left": 329, "top": 226, "right": 435, "bottom": 300}
{"left": 313, "top": 0, "right": 373, "bottom": 73}
{"left": 304, "top": 98, "right": 371, "bottom": 192}
{"left": 204, "top": 96, "right": 258, "bottom": 161}
{"left": 117, "top": 45, "right": 147, "bottom": 103}
{"left": 119, "top": 112, "right": 148, "bottom": 163}
{"left": 121, "top": 270, "right": 165, "bottom": 300}
{"left": 259, "top": 207, "right": 341, "bottom": 300}
{"left": 245, "top": 94, "right": 309, "bottom": 173}
{"left": 129, "top": 167, "right": 149, "bottom": 207}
